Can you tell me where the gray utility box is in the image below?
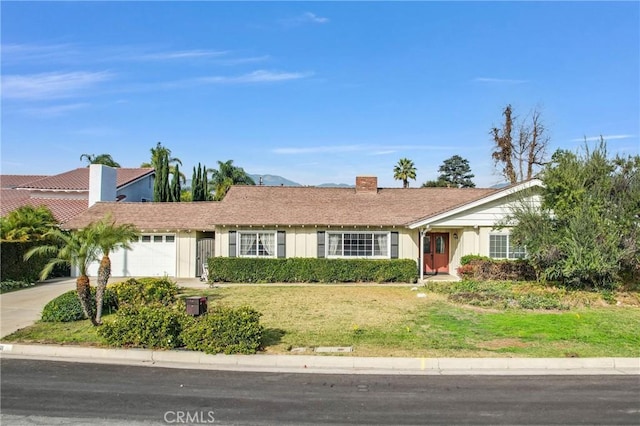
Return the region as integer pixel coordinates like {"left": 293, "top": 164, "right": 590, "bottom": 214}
{"left": 186, "top": 296, "right": 207, "bottom": 316}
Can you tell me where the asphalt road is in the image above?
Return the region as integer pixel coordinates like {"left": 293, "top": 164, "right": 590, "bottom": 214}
{"left": 1, "top": 359, "right": 639, "bottom": 425}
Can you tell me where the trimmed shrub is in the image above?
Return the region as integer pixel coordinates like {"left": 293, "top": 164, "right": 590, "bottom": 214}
{"left": 460, "top": 254, "right": 491, "bottom": 265}
{"left": 207, "top": 258, "right": 418, "bottom": 283}
{"left": 181, "top": 305, "right": 263, "bottom": 354}
{"left": 0, "top": 280, "right": 36, "bottom": 293}
{"left": 456, "top": 258, "right": 536, "bottom": 281}
{"left": 110, "top": 277, "right": 178, "bottom": 307}
{"left": 97, "top": 303, "right": 187, "bottom": 349}
{"left": 41, "top": 287, "right": 118, "bottom": 322}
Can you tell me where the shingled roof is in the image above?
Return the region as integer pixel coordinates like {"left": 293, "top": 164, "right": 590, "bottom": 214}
{"left": 63, "top": 202, "right": 220, "bottom": 231}
{"left": 215, "top": 185, "right": 498, "bottom": 227}
{"left": 20, "top": 168, "right": 154, "bottom": 191}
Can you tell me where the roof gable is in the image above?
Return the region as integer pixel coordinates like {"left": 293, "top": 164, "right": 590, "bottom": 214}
{"left": 407, "top": 179, "right": 544, "bottom": 228}
{"left": 19, "top": 168, "right": 154, "bottom": 191}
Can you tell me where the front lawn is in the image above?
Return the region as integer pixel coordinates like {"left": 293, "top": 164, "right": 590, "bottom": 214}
{"left": 4, "top": 284, "right": 639, "bottom": 358}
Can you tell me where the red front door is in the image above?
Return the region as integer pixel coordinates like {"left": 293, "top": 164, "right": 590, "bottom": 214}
{"left": 423, "top": 233, "right": 449, "bottom": 274}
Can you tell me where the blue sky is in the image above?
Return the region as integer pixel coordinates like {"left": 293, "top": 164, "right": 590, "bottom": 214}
{"left": 2, "top": 1, "right": 638, "bottom": 187}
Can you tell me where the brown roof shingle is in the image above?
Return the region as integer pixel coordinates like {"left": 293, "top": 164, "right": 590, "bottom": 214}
{"left": 216, "top": 185, "right": 498, "bottom": 227}
{"left": 63, "top": 202, "right": 220, "bottom": 231}
{"left": 21, "top": 168, "right": 154, "bottom": 191}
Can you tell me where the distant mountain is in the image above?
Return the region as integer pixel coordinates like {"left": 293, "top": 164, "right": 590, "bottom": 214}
{"left": 249, "top": 174, "right": 301, "bottom": 187}
{"left": 248, "top": 174, "right": 352, "bottom": 187}
{"left": 318, "top": 183, "right": 353, "bottom": 188}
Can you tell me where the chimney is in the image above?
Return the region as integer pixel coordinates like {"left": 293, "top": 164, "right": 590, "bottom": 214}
{"left": 89, "top": 164, "right": 117, "bottom": 207}
{"left": 355, "top": 176, "right": 378, "bottom": 193}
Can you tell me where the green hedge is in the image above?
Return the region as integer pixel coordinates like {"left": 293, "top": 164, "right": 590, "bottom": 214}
{"left": 41, "top": 288, "right": 118, "bottom": 322}
{"left": 109, "top": 277, "right": 178, "bottom": 307}
{"left": 97, "top": 303, "right": 188, "bottom": 349}
{"left": 1, "top": 241, "right": 48, "bottom": 282}
{"left": 207, "top": 257, "right": 418, "bottom": 283}
{"left": 181, "top": 305, "right": 263, "bottom": 354}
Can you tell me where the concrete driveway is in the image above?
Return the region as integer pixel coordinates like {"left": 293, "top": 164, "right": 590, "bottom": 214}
{"left": 0, "top": 278, "right": 76, "bottom": 338}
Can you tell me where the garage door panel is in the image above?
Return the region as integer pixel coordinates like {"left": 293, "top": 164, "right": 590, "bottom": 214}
{"left": 88, "top": 234, "right": 176, "bottom": 277}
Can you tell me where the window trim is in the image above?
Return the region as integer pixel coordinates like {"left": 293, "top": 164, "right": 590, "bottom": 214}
{"left": 237, "top": 231, "right": 277, "bottom": 258}
{"left": 325, "top": 231, "right": 391, "bottom": 259}
{"left": 489, "top": 233, "right": 526, "bottom": 260}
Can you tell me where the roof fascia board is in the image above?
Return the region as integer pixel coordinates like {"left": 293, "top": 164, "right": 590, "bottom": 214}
{"left": 407, "top": 179, "right": 543, "bottom": 229}
{"left": 116, "top": 170, "right": 155, "bottom": 190}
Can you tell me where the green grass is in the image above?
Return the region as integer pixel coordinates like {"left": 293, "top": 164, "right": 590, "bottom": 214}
{"left": 4, "top": 284, "right": 639, "bottom": 358}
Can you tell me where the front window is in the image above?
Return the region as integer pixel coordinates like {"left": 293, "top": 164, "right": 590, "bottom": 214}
{"left": 489, "top": 234, "right": 526, "bottom": 259}
{"left": 239, "top": 232, "right": 276, "bottom": 257}
{"left": 327, "top": 232, "right": 388, "bottom": 258}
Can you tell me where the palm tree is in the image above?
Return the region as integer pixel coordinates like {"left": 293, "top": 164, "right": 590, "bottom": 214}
{"left": 209, "top": 160, "right": 255, "bottom": 200}
{"left": 0, "top": 205, "right": 58, "bottom": 242}
{"left": 393, "top": 158, "right": 417, "bottom": 188}
{"left": 80, "top": 153, "right": 121, "bottom": 168}
{"left": 25, "top": 228, "right": 101, "bottom": 325}
{"left": 141, "top": 142, "right": 186, "bottom": 184}
{"left": 92, "top": 214, "right": 138, "bottom": 324}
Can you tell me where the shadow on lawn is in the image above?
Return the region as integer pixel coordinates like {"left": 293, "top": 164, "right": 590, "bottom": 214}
{"left": 262, "top": 328, "right": 286, "bottom": 347}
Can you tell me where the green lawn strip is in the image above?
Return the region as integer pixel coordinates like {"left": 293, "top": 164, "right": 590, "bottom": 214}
{"left": 4, "top": 285, "right": 639, "bottom": 358}
{"left": 3, "top": 319, "right": 105, "bottom": 346}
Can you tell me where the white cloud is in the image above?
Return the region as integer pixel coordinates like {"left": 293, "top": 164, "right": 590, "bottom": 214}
{"left": 369, "top": 150, "right": 397, "bottom": 156}
{"left": 135, "top": 49, "right": 228, "bottom": 61}
{"left": 280, "top": 12, "right": 330, "bottom": 27}
{"left": 570, "top": 134, "right": 635, "bottom": 142}
{"left": 199, "top": 70, "right": 313, "bottom": 84}
{"left": 274, "top": 144, "right": 458, "bottom": 155}
{"left": 1, "top": 43, "right": 81, "bottom": 64}
{"left": 2, "top": 71, "right": 113, "bottom": 100}
{"left": 474, "top": 77, "right": 528, "bottom": 84}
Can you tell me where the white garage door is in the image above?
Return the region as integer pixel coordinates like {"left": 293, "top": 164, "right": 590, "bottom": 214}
{"left": 89, "top": 234, "right": 177, "bottom": 277}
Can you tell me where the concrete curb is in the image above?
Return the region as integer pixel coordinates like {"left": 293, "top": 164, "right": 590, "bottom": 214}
{"left": 1, "top": 343, "right": 638, "bottom": 375}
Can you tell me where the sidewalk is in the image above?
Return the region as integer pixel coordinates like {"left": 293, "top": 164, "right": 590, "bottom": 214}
{"left": 1, "top": 343, "right": 638, "bottom": 376}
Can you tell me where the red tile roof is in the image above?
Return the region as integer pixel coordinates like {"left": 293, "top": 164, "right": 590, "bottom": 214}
{"left": 0, "top": 175, "right": 49, "bottom": 189}
{"left": 0, "top": 190, "right": 89, "bottom": 223}
{"left": 63, "top": 202, "right": 220, "bottom": 231}
{"left": 20, "top": 168, "right": 154, "bottom": 191}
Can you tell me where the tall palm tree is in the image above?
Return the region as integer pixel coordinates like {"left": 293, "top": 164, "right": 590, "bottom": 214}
{"left": 91, "top": 214, "right": 138, "bottom": 324}
{"left": 25, "top": 228, "right": 101, "bottom": 325}
{"left": 0, "top": 205, "right": 58, "bottom": 242}
{"left": 80, "top": 153, "right": 121, "bottom": 168}
{"left": 141, "top": 142, "right": 186, "bottom": 183}
{"left": 209, "top": 160, "right": 255, "bottom": 200}
{"left": 393, "top": 158, "right": 417, "bottom": 188}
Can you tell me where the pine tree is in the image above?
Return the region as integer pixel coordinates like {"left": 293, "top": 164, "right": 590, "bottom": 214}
{"left": 437, "top": 155, "right": 475, "bottom": 188}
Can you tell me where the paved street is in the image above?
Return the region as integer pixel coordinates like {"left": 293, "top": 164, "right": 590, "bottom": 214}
{"left": 2, "top": 359, "right": 639, "bottom": 425}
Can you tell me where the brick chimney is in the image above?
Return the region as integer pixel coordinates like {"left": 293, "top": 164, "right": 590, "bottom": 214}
{"left": 355, "top": 176, "right": 378, "bottom": 193}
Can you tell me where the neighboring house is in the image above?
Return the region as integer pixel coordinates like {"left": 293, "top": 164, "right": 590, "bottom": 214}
{"left": 0, "top": 165, "right": 155, "bottom": 223}
{"left": 64, "top": 175, "right": 542, "bottom": 280}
